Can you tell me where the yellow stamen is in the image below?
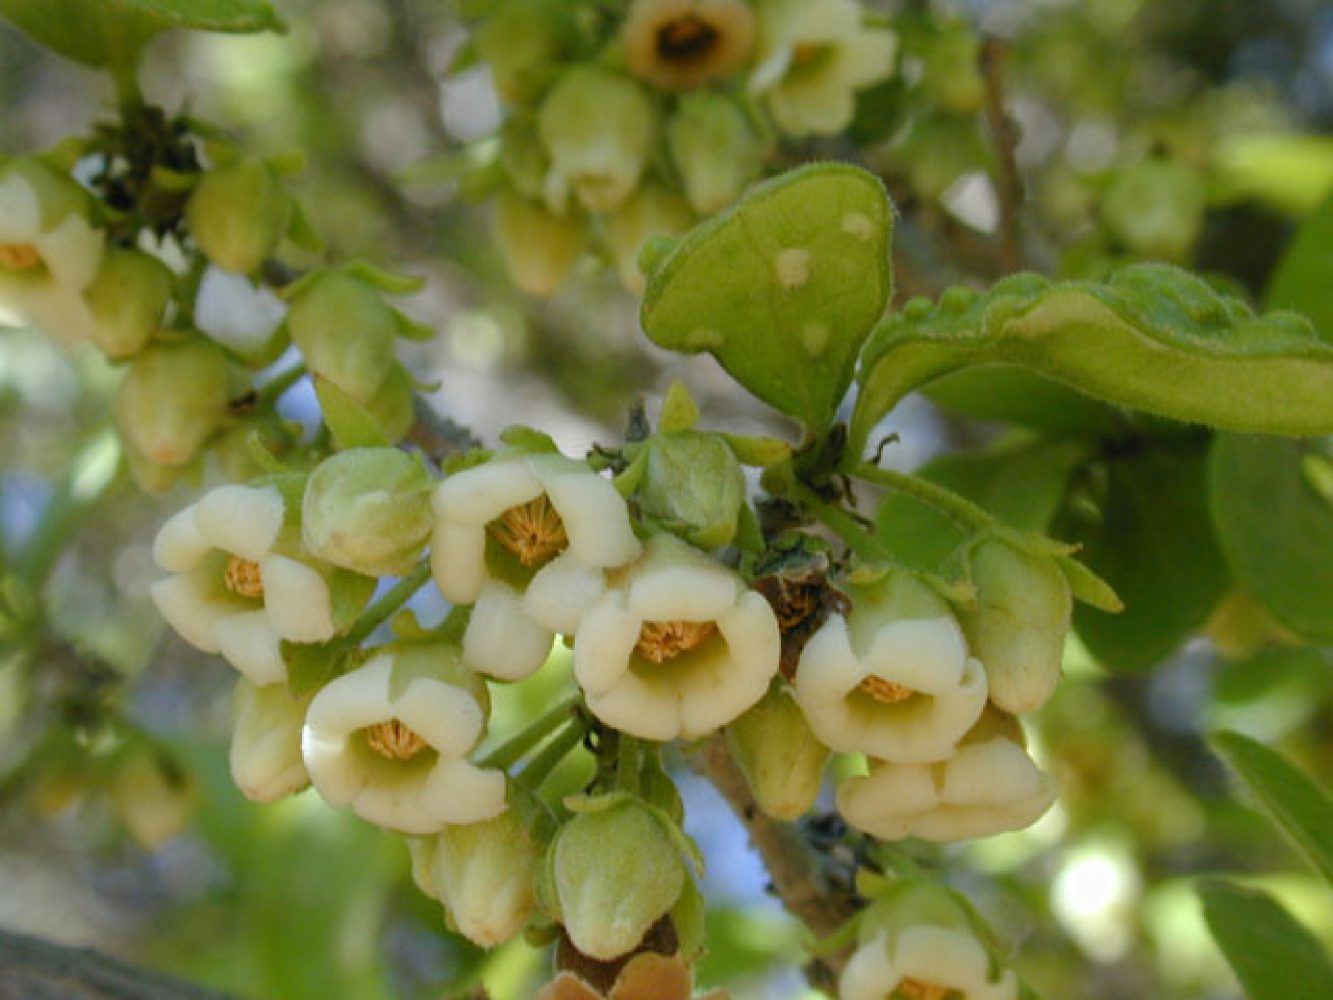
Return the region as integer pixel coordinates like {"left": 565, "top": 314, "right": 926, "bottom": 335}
{"left": 657, "top": 15, "right": 719, "bottom": 62}
{"left": 224, "top": 556, "right": 264, "bottom": 599}
{"left": 859, "top": 675, "right": 915, "bottom": 705}
{"left": 635, "top": 619, "right": 718, "bottom": 664}
{"left": 487, "top": 494, "right": 568, "bottom": 567}
{"left": 897, "top": 979, "right": 956, "bottom": 1000}
{"left": 366, "top": 719, "right": 428, "bottom": 761}
{"left": 0, "top": 244, "right": 41, "bottom": 270}
{"left": 792, "top": 42, "right": 827, "bottom": 68}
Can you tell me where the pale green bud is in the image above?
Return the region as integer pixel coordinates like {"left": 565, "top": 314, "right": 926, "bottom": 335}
{"left": 286, "top": 271, "right": 398, "bottom": 403}
{"left": 83, "top": 248, "right": 173, "bottom": 359}
{"left": 637, "top": 430, "right": 745, "bottom": 550}
{"left": 551, "top": 798, "right": 687, "bottom": 961}
{"left": 301, "top": 447, "right": 434, "bottom": 577}
{"left": 500, "top": 115, "right": 552, "bottom": 202}
{"left": 727, "top": 683, "right": 829, "bottom": 820}
{"left": 919, "top": 22, "right": 985, "bottom": 114}
{"left": 475, "top": 0, "right": 570, "bottom": 105}
{"left": 424, "top": 810, "right": 541, "bottom": 948}
{"left": 667, "top": 92, "right": 766, "bottom": 215}
{"left": 1102, "top": 159, "right": 1206, "bottom": 262}
{"left": 539, "top": 67, "right": 656, "bottom": 214}
{"left": 115, "top": 339, "right": 230, "bottom": 468}
{"left": 108, "top": 745, "right": 195, "bottom": 850}
{"left": 186, "top": 159, "right": 290, "bottom": 274}
{"left": 959, "top": 538, "right": 1071, "bottom": 715}
{"left": 494, "top": 192, "right": 587, "bottom": 296}
{"left": 606, "top": 183, "right": 695, "bottom": 294}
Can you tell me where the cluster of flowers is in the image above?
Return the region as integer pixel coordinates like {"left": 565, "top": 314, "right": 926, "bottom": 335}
{"left": 0, "top": 149, "right": 422, "bottom": 492}
{"left": 466, "top": 0, "right": 897, "bottom": 295}
{"left": 147, "top": 395, "right": 1068, "bottom": 996}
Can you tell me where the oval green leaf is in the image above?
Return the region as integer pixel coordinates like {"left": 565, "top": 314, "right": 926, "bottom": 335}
{"left": 851, "top": 264, "right": 1333, "bottom": 460}
{"left": 1198, "top": 879, "right": 1333, "bottom": 1000}
{"left": 641, "top": 163, "right": 892, "bottom": 433}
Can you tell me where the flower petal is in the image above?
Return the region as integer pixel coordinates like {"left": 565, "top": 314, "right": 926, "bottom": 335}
{"left": 523, "top": 551, "right": 607, "bottom": 634}
{"left": 152, "top": 503, "right": 209, "bottom": 572}
{"left": 262, "top": 553, "right": 337, "bottom": 642}
{"left": 431, "top": 518, "right": 488, "bottom": 605}
{"left": 194, "top": 484, "right": 285, "bottom": 560}
{"left": 215, "top": 608, "right": 287, "bottom": 685}
{"left": 150, "top": 573, "right": 225, "bottom": 653}
{"left": 464, "top": 581, "right": 554, "bottom": 682}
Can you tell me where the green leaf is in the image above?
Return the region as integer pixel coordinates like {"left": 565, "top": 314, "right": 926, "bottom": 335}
{"left": 641, "top": 163, "right": 892, "bottom": 432}
{"left": 923, "top": 367, "right": 1124, "bottom": 436}
{"left": 115, "top": 0, "right": 281, "bottom": 33}
{"left": 1060, "top": 448, "right": 1229, "bottom": 672}
{"left": 1198, "top": 879, "right": 1333, "bottom": 1000}
{"left": 1211, "top": 730, "right": 1333, "bottom": 885}
{"left": 1267, "top": 189, "right": 1333, "bottom": 343}
{"left": 313, "top": 376, "right": 391, "bottom": 451}
{"left": 851, "top": 264, "right": 1333, "bottom": 459}
{"left": 876, "top": 440, "right": 1086, "bottom": 570}
{"left": 1209, "top": 434, "right": 1333, "bottom": 642}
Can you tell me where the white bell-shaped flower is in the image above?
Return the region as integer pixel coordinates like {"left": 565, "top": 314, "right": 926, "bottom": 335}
{"left": 837, "top": 721, "right": 1056, "bottom": 842}
{"left": 794, "top": 572, "right": 988, "bottom": 764}
{"left": 573, "top": 533, "right": 780, "bottom": 741}
{"left": 229, "top": 679, "right": 311, "bottom": 803}
{"left": 750, "top": 0, "right": 897, "bottom": 138}
{"left": 0, "top": 159, "right": 104, "bottom": 347}
{"left": 431, "top": 452, "right": 641, "bottom": 680}
{"left": 841, "top": 925, "right": 1017, "bottom": 1000}
{"left": 149, "top": 483, "right": 337, "bottom": 686}
{"left": 301, "top": 650, "right": 506, "bottom": 834}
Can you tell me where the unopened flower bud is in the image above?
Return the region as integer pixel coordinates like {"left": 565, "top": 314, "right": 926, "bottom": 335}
{"left": 108, "top": 745, "right": 196, "bottom": 850}
{"left": 727, "top": 683, "right": 829, "bottom": 820}
{"left": 83, "top": 247, "right": 173, "bottom": 359}
{"left": 495, "top": 192, "right": 587, "bottom": 297}
{"left": 286, "top": 271, "right": 398, "bottom": 402}
{"left": 115, "top": 339, "right": 231, "bottom": 468}
{"left": 551, "top": 797, "right": 688, "bottom": 961}
{"left": 919, "top": 21, "right": 985, "bottom": 114}
{"left": 637, "top": 431, "right": 744, "bottom": 549}
{"left": 667, "top": 92, "right": 766, "bottom": 215}
{"left": 959, "top": 538, "right": 1071, "bottom": 715}
{"left": 186, "top": 158, "right": 290, "bottom": 274}
{"left": 416, "top": 809, "right": 541, "bottom": 947}
{"left": 607, "top": 184, "right": 695, "bottom": 294}
{"left": 539, "top": 68, "right": 656, "bottom": 214}
{"left": 230, "top": 679, "right": 312, "bottom": 802}
{"left": 302, "top": 448, "right": 434, "bottom": 577}
{"left": 475, "top": 0, "right": 570, "bottom": 105}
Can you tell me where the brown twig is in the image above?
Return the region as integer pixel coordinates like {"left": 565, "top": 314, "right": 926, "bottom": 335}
{"left": 691, "top": 735, "right": 858, "bottom": 991}
{"left": 980, "top": 38, "right": 1024, "bottom": 274}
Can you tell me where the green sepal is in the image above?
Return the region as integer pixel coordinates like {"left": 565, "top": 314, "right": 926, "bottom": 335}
{"left": 328, "top": 568, "right": 377, "bottom": 633}
{"left": 1051, "top": 553, "right": 1122, "bottom": 613}
{"left": 342, "top": 260, "right": 426, "bottom": 295}
{"left": 658, "top": 380, "right": 700, "bottom": 433}
{"left": 282, "top": 639, "right": 354, "bottom": 698}
{"left": 313, "top": 376, "right": 392, "bottom": 450}
{"left": 392, "top": 309, "right": 437, "bottom": 342}
{"left": 498, "top": 425, "right": 560, "bottom": 455}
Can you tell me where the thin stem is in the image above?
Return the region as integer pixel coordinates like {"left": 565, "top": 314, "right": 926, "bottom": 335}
{"left": 980, "top": 37, "right": 1023, "bottom": 273}
{"left": 616, "top": 734, "right": 644, "bottom": 795}
{"left": 344, "top": 559, "right": 433, "bottom": 645}
{"left": 479, "top": 693, "right": 582, "bottom": 770}
{"left": 853, "top": 462, "right": 995, "bottom": 533}
{"left": 256, "top": 363, "right": 308, "bottom": 408}
{"left": 789, "top": 482, "right": 896, "bottom": 565}
{"left": 517, "top": 719, "right": 588, "bottom": 790}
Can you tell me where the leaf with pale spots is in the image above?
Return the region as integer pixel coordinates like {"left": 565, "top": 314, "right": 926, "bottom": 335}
{"left": 641, "top": 163, "right": 892, "bottom": 432}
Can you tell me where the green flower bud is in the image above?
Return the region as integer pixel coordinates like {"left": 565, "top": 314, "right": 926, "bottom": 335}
{"left": 539, "top": 67, "right": 656, "bottom": 214}
{"left": 919, "top": 21, "right": 985, "bottom": 114}
{"left": 727, "top": 683, "right": 829, "bottom": 820}
{"left": 667, "top": 92, "right": 766, "bottom": 215}
{"left": 500, "top": 116, "right": 552, "bottom": 202}
{"left": 186, "top": 158, "right": 290, "bottom": 274}
{"left": 494, "top": 192, "right": 587, "bottom": 296}
{"left": 83, "top": 247, "right": 173, "bottom": 359}
{"left": 1102, "top": 159, "right": 1206, "bottom": 262}
{"left": 419, "top": 810, "right": 541, "bottom": 948}
{"left": 115, "top": 338, "right": 230, "bottom": 468}
{"left": 475, "top": 0, "right": 570, "bottom": 105}
{"left": 637, "top": 430, "right": 745, "bottom": 550}
{"left": 301, "top": 447, "right": 434, "bottom": 576}
{"left": 108, "top": 745, "right": 196, "bottom": 850}
{"left": 286, "top": 271, "right": 399, "bottom": 403}
{"left": 551, "top": 798, "right": 687, "bottom": 961}
{"left": 959, "top": 538, "right": 1071, "bottom": 715}
{"left": 606, "top": 183, "right": 695, "bottom": 294}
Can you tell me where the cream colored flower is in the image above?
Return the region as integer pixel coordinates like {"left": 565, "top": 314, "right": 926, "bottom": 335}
{"left": 229, "top": 679, "right": 312, "bottom": 803}
{"left": 623, "top": 0, "right": 756, "bottom": 91}
{"left": 301, "top": 651, "right": 506, "bottom": 834}
{"left": 431, "top": 453, "right": 641, "bottom": 680}
{"left": 794, "top": 583, "right": 988, "bottom": 763}
{"left": 840, "top": 926, "right": 1017, "bottom": 1000}
{"left": 150, "top": 484, "right": 337, "bottom": 686}
{"left": 837, "top": 727, "right": 1056, "bottom": 842}
{"left": 574, "top": 534, "right": 780, "bottom": 741}
{"left": 0, "top": 159, "right": 104, "bottom": 347}
{"left": 750, "top": 0, "right": 897, "bottom": 137}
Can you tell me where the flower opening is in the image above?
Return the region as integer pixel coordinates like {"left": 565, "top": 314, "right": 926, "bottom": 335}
{"left": 635, "top": 619, "right": 718, "bottom": 664}
{"left": 224, "top": 556, "right": 265, "bottom": 599}
{"left": 487, "top": 493, "right": 569, "bottom": 568}
{"left": 0, "top": 243, "right": 41, "bottom": 270}
{"left": 365, "top": 719, "right": 429, "bottom": 761}
{"left": 625, "top": 0, "right": 756, "bottom": 92}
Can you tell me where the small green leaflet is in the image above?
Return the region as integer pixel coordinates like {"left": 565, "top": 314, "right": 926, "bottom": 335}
{"left": 641, "top": 163, "right": 892, "bottom": 433}
{"left": 1197, "top": 879, "right": 1333, "bottom": 1000}
{"left": 851, "top": 264, "right": 1333, "bottom": 460}
{"left": 1211, "top": 730, "right": 1333, "bottom": 886}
